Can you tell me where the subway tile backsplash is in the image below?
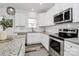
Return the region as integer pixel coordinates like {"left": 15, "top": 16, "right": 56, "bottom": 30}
{"left": 45, "top": 22, "right": 79, "bottom": 34}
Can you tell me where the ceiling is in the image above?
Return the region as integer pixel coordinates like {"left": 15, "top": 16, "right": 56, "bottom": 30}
{"left": 0, "top": 3, "right": 55, "bottom": 13}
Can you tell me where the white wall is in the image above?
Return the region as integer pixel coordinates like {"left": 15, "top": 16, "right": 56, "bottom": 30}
{"left": 0, "top": 7, "right": 7, "bottom": 16}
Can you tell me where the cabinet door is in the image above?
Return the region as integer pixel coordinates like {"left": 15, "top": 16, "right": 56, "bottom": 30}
{"left": 40, "top": 33, "right": 49, "bottom": 51}
{"left": 73, "top": 4, "right": 79, "bottom": 22}
{"left": 27, "top": 33, "right": 40, "bottom": 44}
{"left": 64, "top": 41, "right": 79, "bottom": 56}
{"left": 38, "top": 13, "right": 45, "bottom": 26}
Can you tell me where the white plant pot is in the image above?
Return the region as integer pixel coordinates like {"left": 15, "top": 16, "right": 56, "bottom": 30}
{"left": 0, "top": 31, "right": 8, "bottom": 40}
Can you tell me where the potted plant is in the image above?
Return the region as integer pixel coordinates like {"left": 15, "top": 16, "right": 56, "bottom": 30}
{"left": 0, "top": 17, "right": 13, "bottom": 31}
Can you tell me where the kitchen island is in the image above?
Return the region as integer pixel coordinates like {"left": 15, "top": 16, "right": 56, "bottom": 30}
{"left": 0, "top": 35, "right": 25, "bottom": 56}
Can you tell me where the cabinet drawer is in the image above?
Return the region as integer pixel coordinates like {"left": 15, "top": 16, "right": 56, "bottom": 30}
{"left": 64, "top": 41, "right": 79, "bottom": 56}
{"left": 64, "top": 51, "right": 73, "bottom": 56}
{"left": 64, "top": 41, "right": 79, "bottom": 49}
{"left": 64, "top": 44, "right": 79, "bottom": 51}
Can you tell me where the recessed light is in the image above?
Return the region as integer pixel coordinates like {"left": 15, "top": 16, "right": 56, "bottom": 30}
{"left": 40, "top": 3, "right": 43, "bottom": 5}
{"left": 32, "top": 8, "right": 34, "bottom": 11}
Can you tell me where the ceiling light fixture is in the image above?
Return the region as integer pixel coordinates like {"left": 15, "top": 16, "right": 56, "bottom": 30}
{"left": 7, "top": 7, "right": 15, "bottom": 15}
{"left": 10, "top": 8, "right": 13, "bottom": 11}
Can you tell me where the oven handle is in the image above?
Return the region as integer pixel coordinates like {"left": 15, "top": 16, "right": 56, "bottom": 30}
{"left": 49, "top": 37, "right": 63, "bottom": 43}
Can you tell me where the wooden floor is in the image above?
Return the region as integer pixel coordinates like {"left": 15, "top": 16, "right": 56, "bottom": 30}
{"left": 25, "top": 44, "right": 49, "bottom": 56}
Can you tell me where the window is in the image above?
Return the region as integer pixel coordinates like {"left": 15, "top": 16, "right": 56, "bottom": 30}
{"left": 28, "top": 18, "right": 37, "bottom": 28}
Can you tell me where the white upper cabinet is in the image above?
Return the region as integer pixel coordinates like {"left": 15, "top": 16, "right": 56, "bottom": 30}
{"left": 38, "top": 12, "right": 54, "bottom": 26}
{"left": 15, "top": 13, "right": 26, "bottom": 26}
{"left": 73, "top": 4, "right": 79, "bottom": 22}
{"left": 38, "top": 13, "right": 46, "bottom": 26}
{"left": 38, "top": 3, "right": 79, "bottom": 26}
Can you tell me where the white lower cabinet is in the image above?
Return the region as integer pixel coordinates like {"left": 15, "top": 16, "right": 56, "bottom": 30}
{"left": 40, "top": 33, "right": 49, "bottom": 51}
{"left": 64, "top": 41, "right": 79, "bottom": 56}
{"left": 27, "top": 33, "right": 41, "bottom": 44}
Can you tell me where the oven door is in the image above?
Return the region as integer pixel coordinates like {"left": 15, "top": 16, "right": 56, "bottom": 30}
{"left": 49, "top": 37, "right": 64, "bottom": 56}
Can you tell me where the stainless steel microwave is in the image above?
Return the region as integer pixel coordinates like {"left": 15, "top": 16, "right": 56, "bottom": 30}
{"left": 54, "top": 8, "right": 73, "bottom": 24}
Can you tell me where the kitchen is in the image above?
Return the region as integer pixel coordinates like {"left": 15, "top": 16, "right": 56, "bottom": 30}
{"left": 0, "top": 3, "right": 79, "bottom": 56}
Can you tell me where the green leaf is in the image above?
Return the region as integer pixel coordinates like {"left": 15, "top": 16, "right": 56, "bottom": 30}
{"left": 0, "top": 17, "right": 13, "bottom": 30}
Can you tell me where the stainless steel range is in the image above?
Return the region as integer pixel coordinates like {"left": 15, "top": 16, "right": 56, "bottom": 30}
{"left": 49, "top": 29, "right": 78, "bottom": 56}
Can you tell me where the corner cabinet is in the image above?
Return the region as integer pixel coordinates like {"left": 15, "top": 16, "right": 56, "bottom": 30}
{"left": 38, "top": 13, "right": 46, "bottom": 26}
{"left": 64, "top": 41, "right": 79, "bottom": 56}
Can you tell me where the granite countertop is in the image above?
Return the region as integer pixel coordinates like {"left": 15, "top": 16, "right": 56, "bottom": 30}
{"left": 26, "top": 32, "right": 43, "bottom": 33}
{"left": 64, "top": 38, "right": 79, "bottom": 45}
{"left": 0, "top": 35, "right": 25, "bottom": 56}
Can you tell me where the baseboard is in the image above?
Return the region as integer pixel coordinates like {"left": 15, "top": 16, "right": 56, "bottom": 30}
{"left": 26, "top": 43, "right": 41, "bottom": 46}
